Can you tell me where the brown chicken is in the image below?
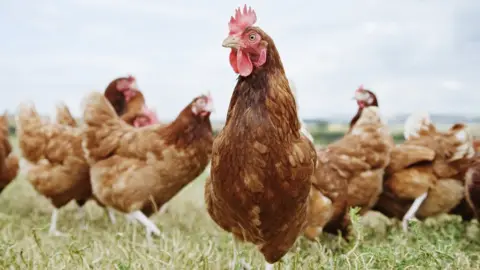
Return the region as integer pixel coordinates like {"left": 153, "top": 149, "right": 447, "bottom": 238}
{"left": 104, "top": 75, "right": 159, "bottom": 127}
{"left": 205, "top": 6, "right": 317, "bottom": 270}
{"left": 16, "top": 103, "right": 95, "bottom": 235}
{"left": 374, "top": 112, "right": 475, "bottom": 231}
{"left": 304, "top": 104, "right": 392, "bottom": 240}
{"left": 82, "top": 91, "right": 213, "bottom": 243}
{"left": 0, "top": 112, "right": 19, "bottom": 194}
{"left": 348, "top": 86, "right": 378, "bottom": 131}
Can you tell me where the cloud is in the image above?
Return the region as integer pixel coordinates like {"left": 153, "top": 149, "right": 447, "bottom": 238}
{"left": 0, "top": 0, "right": 479, "bottom": 121}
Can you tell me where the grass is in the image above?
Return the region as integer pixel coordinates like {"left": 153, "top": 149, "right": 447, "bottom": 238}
{"left": 1, "top": 138, "right": 479, "bottom": 269}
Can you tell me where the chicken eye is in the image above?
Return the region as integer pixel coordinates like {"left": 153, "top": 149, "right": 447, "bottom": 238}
{"left": 197, "top": 99, "right": 206, "bottom": 106}
{"left": 249, "top": 33, "right": 256, "bottom": 41}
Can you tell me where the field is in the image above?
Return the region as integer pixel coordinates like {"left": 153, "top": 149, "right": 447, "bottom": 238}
{"left": 1, "top": 135, "right": 479, "bottom": 270}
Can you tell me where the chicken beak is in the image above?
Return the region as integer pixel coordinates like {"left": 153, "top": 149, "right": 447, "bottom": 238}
{"left": 222, "top": 36, "right": 240, "bottom": 49}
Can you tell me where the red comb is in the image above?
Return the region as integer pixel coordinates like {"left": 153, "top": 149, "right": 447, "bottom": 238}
{"left": 356, "top": 84, "right": 364, "bottom": 92}
{"left": 228, "top": 5, "right": 257, "bottom": 35}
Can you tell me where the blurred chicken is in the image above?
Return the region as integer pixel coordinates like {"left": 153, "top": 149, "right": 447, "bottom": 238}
{"left": 0, "top": 112, "right": 19, "bottom": 194}
{"left": 82, "top": 92, "right": 213, "bottom": 243}
{"left": 16, "top": 103, "right": 95, "bottom": 235}
{"left": 304, "top": 101, "right": 392, "bottom": 240}
{"left": 205, "top": 6, "right": 317, "bottom": 270}
{"left": 374, "top": 112, "right": 475, "bottom": 231}
{"left": 349, "top": 86, "right": 395, "bottom": 145}
{"left": 104, "top": 75, "right": 159, "bottom": 127}
{"left": 348, "top": 86, "right": 378, "bottom": 131}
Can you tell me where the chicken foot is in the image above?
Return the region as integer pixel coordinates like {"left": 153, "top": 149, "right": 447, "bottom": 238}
{"left": 402, "top": 192, "right": 428, "bottom": 232}
{"left": 49, "top": 209, "right": 67, "bottom": 236}
{"left": 127, "top": 210, "right": 161, "bottom": 245}
{"left": 124, "top": 203, "right": 169, "bottom": 223}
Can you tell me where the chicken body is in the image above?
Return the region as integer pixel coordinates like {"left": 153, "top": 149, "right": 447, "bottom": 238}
{"left": 82, "top": 92, "right": 213, "bottom": 241}
{"left": 206, "top": 8, "right": 317, "bottom": 268}
{"left": 16, "top": 103, "right": 92, "bottom": 235}
{"left": 305, "top": 106, "right": 392, "bottom": 239}
{"left": 375, "top": 112, "right": 475, "bottom": 231}
{"left": 0, "top": 113, "right": 19, "bottom": 194}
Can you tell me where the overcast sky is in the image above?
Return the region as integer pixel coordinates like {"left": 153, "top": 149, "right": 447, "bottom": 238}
{"left": 1, "top": 0, "right": 478, "bottom": 121}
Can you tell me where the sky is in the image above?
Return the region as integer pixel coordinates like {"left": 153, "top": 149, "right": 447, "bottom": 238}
{"left": 1, "top": 0, "right": 479, "bottom": 121}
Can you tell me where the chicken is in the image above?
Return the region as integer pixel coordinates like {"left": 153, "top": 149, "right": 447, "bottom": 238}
{"left": 348, "top": 85, "right": 378, "bottom": 132}
{"left": 465, "top": 160, "right": 480, "bottom": 220}
{"left": 82, "top": 92, "right": 214, "bottom": 243}
{"left": 374, "top": 112, "right": 475, "bottom": 231}
{"left": 0, "top": 112, "right": 19, "bottom": 194}
{"left": 304, "top": 104, "right": 392, "bottom": 240}
{"left": 205, "top": 6, "right": 317, "bottom": 270}
{"left": 104, "top": 75, "right": 159, "bottom": 127}
{"left": 16, "top": 103, "right": 94, "bottom": 235}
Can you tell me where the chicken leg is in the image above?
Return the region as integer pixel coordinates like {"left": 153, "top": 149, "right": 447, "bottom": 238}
{"left": 402, "top": 192, "right": 428, "bottom": 232}
{"left": 106, "top": 207, "right": 117, "bottom": 224}
{"left": 127, "top": 210, "right": 160, "bottom": 245}
{"left": 49, "top": 209, "right": 67, "bottom": 236}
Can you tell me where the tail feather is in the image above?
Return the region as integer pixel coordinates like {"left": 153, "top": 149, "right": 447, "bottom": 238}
{"left": 56, "top": 103, "right": 77, "bottom": 127}
{"left": 15, "top": 103, "right": 48, "bottom": 163}
{"left": 82, "top": 92, "right": 129, "bottom": 162}
{"left": 404, "top": 112, "right": 436, "bottom": 140}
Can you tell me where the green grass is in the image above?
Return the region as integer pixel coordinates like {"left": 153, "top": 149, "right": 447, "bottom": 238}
{"left": 1, "top": 172, "right": 479, "bottom": 269}
{"left": 1, "top": 136, "right": 479, "bottom": 269}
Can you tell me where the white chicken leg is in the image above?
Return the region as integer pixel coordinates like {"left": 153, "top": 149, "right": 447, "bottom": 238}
{"left": 265, "top": 262, "right": 274, "bottom": 270}
{"left": 106, "top": 207, "right": 117, "bottom": 224}
{"left": 128, "top": 210, "right": 161, "bottom": 245}
{"left": 49, "top": 209, "right": 67, "bottom": 236}
{"left": 402, "top": 192, "right": 428, "bottom": 232}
